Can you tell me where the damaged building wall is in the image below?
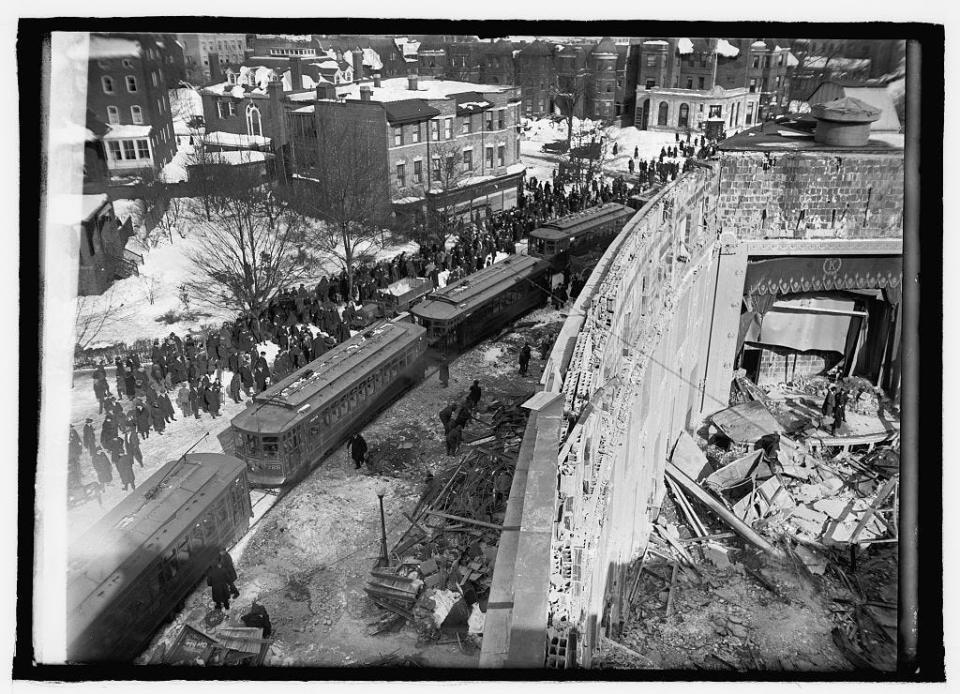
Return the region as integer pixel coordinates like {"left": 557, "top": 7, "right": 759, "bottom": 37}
{"left": 715, "top": 152, "right": 904, "bottom": 240}
{"left": 484, "top": 164, "right": 723, "bottom": 668}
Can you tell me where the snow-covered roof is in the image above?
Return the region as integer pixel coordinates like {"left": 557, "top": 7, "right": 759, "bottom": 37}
{"left": 313, "top": 76, "right": 509, "bottom": 105}
{"left": 202, "top": 131, "right": 272, "bottom": 148}
{"left": 200, "top": 150, "right": 273, "bottom": 165}
{"left": 677, "top": 38, "right": 694, "bottom": 55}
{"left": 751, "top": 40, "right": 767, "bottom": 48}
{"left": 103, "top": 124, "right": 153, "bottom": 139}
{"left": 88, "top": 35, "right": 141, "bottom": 60}
{"left": 173, "top": 120, "right": 203, "bottom": 135}
{"left": 49, "top": 122, "right": 97, "bottom": 147}
{"left": 643, "top": 40, "right": 669, "bottom": 46}
{"left": 715, "top": 39, "right": 740, "bottom": 58}
{"left": 362, "top": 47, "right": 383, "bottom": 71}
{"left": 48, "top": 194, "right": 109, "bottom": 227}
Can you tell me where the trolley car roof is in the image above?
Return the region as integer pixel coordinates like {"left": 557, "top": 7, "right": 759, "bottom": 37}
{"left": 409, "top": 254, "right": 550, "bottom": 322}
{"left": 529, "top": 202, "right": 633, "bottom": 241}
{"left": 231, "top": 319, "right": 426, "bottom": 432}
{"left": 67, "top": 454, "right": 246, "bottom": 639}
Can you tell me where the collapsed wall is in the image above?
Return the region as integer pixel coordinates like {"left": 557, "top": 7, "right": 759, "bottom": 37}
{"left": 481, "top": 163, "right": 723, "bottom": 667}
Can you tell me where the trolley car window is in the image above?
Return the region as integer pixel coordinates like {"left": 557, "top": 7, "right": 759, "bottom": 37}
{"left": 244, "top": 433, "right": 259, "bottom": 455}
{"left": 262, "top": 436, "right": 278, "bottom": 456}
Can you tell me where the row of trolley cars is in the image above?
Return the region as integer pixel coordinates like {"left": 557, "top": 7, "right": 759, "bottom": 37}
{"left": 66, "top": 202, "right": 635, "bottom": 663}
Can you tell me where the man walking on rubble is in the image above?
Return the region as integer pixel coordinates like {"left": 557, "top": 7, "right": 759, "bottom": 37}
{"left": 446, "top": 423, "right": 463, "bottom": 456}
{"left": 821, "top": 385, "right": 836, "bottom": 429}
{"left": 518, "top": 342, "right": 532, "bottom": 376}
{"left": 439, "top": 402, "right": 456, "bottom": 435}
{"left": 468, "top": 380, "right": 482, "bottom": 410}
{"left": 831, "top": 387, "right": 848, "bottom": 436}
{"left": 347, "top": 432, "right": 368, "bottom": 470}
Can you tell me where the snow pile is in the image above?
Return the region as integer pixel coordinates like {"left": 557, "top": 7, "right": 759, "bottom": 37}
{"left": 752, "top": 40, "right": 767, "bottom": 48}
{"left": 677, "top": 38, "right": 694, "bottom": 55}
{"left": 429, "top": 589, "right": 461, "bottom": 627}
{"left": 643, "top": 40, "right": 668, "bottom": 46}
{"left": 169, "top": 88, "right": 203, "bottom": 122}
{"left": 362, "top": 47, "right": 383, "bottom": 72}
{"left": 112, "top": 198, "right": 145, "bottom": 228}
{"left": 715, "top": 39, "right": 740, "bottom": 58}
{"left": 482, "top": 345, "right": 505, "bottom": 364}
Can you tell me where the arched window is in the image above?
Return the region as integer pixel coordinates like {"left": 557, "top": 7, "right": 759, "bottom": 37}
{"left": 246, "top": 104, "right": 262, "bottom": 138}
{"left": 101, "top": 76, "right": 114, "bottom": 94}
{"left": 657, "top": 101, "right": 669, "bottom": 126}
{"left": 678, "top": 103, "right": 689, "bottom": 128}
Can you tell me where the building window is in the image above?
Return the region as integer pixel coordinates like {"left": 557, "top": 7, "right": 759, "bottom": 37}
{"left": 122, "top": 59, "right": 134, "bottom": 69}
{"left": 130, "top": 105, "right": 143, "bottom": 124}
{"left": 228, "top": 72, "right": 237, "bottom": 85}
{"left": 431, "top": 157, "right": 441, "bottom": 182}
{"left": 678, "top": 103, "right": 689, "bottom": 128}
{"left": 461, "top": 117, "right": 470, "bottom": 134}
{"left": 136, "top": 139, "right": 150, "bottom": 159}
{"left": 413, "top": 159, "right": 423, "bottom": 183}
{"left": 430, "top": 120, "right": 440, "bottom": 141}
{"left": 645, "top": 79, "right": 655, "bottom": 90}
{"left": 106, "top": 105, "right": 119, "bottom": 125}
{"left": 709, "top": 104, "right": 722, "bottom": 118}
{"left": 393, "top": 126, "right": 403, "bottom": 146}
{"left": 752, "top": 55, "right": 760, "bottom": 69}
{"left": 228, "top": 101, "right": 236, "bottom": 117}
{"left": 497, "top": 144, "right": 505, "bottom": 167}
{"left": 657, "top": 101, "right": 668, "bottom": 126}
{"left": 125, "top": 75, "right": 138, "bottom": 92}
{"left": 412, "top": 123, "right": 421, "bottom": 143}
{"left": 746, "top": 102, "right": 754, "bottom": 125}
{"left": 498, "top": 109, "right": 505, "bottom": 129}
{"left": 217, "top": 101, "right": 226, "bottom": 119}
{"left": 107, "top": 141, "right": 122, "bottom": 160}
{"left": 485, "top": 111, "right": 493, "bottom": 131}
{"left": 101, "top": 76, "right": 115, "bottom": 94}
{"left": 396, "top": 162, "right": 406, "bottom": 187}
{"left": 698, "top": 77, "right": 705, "bottom": 89}
{"left": 646, "top": 55, "right": 656, "bottom": 67}
{"left": 485, "top": 146, "right": 494, "bottom": 168}
{"left": 443, "top": 118, "right": 452, "bottom": 139}
{"left": 246, "top": 104, "right": 262, "bottom": 137}
{"left": 151, "top": 71, "right": 158, "bottom": 87}
{"left": 775, "top": 75, "right": 782, "bottom": 89}
{"left": 122, "top": 140, "right": 137, "bottom": 159}
{"left": 749, "top": 78, "right": 757, "bottom": 93}
{"left": 463, "top": 149, "right": 472, "bottom": 169}
{"left": 686, "top": 78, "right": 693, "bottom": 89}
{"left": 779, "top": 54, "right": 785, "bottom": 66}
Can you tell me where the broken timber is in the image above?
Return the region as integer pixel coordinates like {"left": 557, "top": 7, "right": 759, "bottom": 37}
{"left": 665, "top": 462, "right": 786, "bottom": 559}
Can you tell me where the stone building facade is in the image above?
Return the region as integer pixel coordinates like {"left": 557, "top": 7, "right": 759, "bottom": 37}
{"left": 637, "top": 85, "right": 759, "bottom": 133}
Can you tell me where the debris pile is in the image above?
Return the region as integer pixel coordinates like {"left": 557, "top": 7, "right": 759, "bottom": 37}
{"left": 364, "top": 395, "right": 531, "bottom": 644}
{"left": 604, "top": 375, "right": 900, "bottom": 671}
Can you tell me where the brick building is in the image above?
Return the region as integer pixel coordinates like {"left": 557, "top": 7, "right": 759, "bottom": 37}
{"left": 176, "top": 33, "right": 247, "bottom": 83}
{"left": 585, "top": 37, "right": 618, "bottom": 121}
{"left": 514, "top": 40, "right": 556, "bottom": 118}
{"left": 86, "top": 33, "right": 177, "bottom": 176}
{"left": 286, "top": 76, "right": 524, "bottom": 222}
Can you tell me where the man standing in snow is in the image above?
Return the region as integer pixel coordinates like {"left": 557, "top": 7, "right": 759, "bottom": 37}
{"left": 468, "top": 380, "right": 481, "bottom": 410}
{"left": 91, "top": 446, "right": 113, "bottom": 490}
{"left": 82, "top": 418, "right": 96, "bottom": 458}
{"left": 347, "top": 433, "right": 368, "bottom": 470}
{"left": 188, "top": 383, "right": 201, "bottom": 419}
{"left": 126, "top": 428, "right": 143, "bottom": 468}
{"left": 177, "top": 383, "right": 191, "bottom": 417}
{"left": 228, "top": 371, "right": 243, "bottom": 403}
{"left": 518, "top": 343, "right": 532, "bottom": 376}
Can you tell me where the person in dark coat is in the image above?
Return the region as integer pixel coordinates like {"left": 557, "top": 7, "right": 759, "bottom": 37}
{"left": 93, "top": 376, "right": 109, "bottom": 413}
{"left": 438, "top": 354, "right": 449, "bottom": 388}
{"left": 82, "top": 418, "right": 96, "bottom": 457}
{"left": 177, "top": 384, "right": 191, "bottom": 417}
{"left": 241, "top": 602, "right": 272, "bottom": 637}
{"left": 126, "top": 428, "right": 143, "bottom": 467}
{"left": 518, "top": 342, "right": 531, "bottom": 376}
{"left": 832, "top": 388, "right": 848, "bottom": 436}
{"left": 124, "top": 371, "right": 136, "bottom": 400}
{"left": 206, "top": 556, "right": 233, "bottom": 611}
{"left": 115, "top": 449, "right": 136, "bottom": 491}
{"left": 228, "top": 371, "right": 243, "bottom": 403}
{"left": 100, "top": 414, "right": 117, "bottom": 449}
{"left": 254, "top": 365, "right": 269, "bottom": 394}
{"left": 239, "top": 364, "right": 254, "bottom": 396}
{"left": 446, "top": 424, "right": 463, "bottom": 456}
{"left": 150, "top": 402, "right": 166, "bottom": 434}
{"left": 189, "top": 384, "right": 201, "bottom": 419}
{"left": 160, "top": 389, "right": 176, "bottom": 423}
{"left": 206, "top": 382, "right": 222, "bottom": 418}
{"left": 468, "top": 380, "right": 481, "bottom": 410}
{"left": 91, "top": 446, "right": 113, "bottom": 490}
{"left": 347, "top": 433, "right": 368, "bottom": 470}
{"left": 820, "top": 385, "right": 836, "bottom": 428}
{"left": 218, "top": 549, "right": 240, "bottom": 598}
{"left": 439, "top": 402, "right": 455, "bottom": 435}
{"left": 135, "top": 403, "right": 150, "bottom": 438}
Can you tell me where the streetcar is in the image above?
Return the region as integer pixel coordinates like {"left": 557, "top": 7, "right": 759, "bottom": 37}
{"left": 67, "top": 453, "right": 252, "bottom": 663}
{"left": 231, "top": 317, "right": 427, "bottom": 487}
{"left": 528, "top": 202, "right": 635, "bottom": 272}
{"left": 409, "top": 254, "right": 551, "bottom": 353}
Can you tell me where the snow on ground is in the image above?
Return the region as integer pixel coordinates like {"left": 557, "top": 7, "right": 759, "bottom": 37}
{"left": 169, "top": 87, "right": 203, "bottom": 122}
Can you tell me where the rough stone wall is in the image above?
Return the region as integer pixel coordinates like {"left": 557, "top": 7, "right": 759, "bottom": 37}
{"left": 715, "top": 151, "right": 904, "bottom": 240}
{"left": 754, "top": 346, "right": 842, "bottom": 386}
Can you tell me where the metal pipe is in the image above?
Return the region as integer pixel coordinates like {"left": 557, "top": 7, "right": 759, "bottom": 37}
{"left": 377, "top": 492, "right": 389, "bottom": 567}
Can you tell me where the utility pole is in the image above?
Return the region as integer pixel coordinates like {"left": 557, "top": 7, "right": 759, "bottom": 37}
{"left": 376, "top": 489, "right": 389, "bottom": 567}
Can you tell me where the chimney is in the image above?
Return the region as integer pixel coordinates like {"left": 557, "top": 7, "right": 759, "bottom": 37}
{"left": 316, "top": 82, "right": 337, "bottom": 101}
{"left": 407, "top": 73, "right": 418, "bottom": 91}
{"left": 289, "top": 56, "right": 303, "bottom": 90}
{"left": 359, "top": 85, "right": 372, "bottom": 101}
{"left": 208, "top": 51, "right": 223, "bottom": 82}
{"left": 373, "top": 73, "right": 382, "bottom": 88}
{"left": 352, "top": 47, "right": 364, "bottom": 82}
{"left": 810, "top": 97, "right": 881, "bottom": 147}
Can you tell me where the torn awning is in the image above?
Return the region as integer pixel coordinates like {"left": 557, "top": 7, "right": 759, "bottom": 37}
{"left": 743, "top": 296, "right": 856, "bottom": 352}
{"left": 744, "top": 256, "right": 902, "bottom": 313}
{"left": 710, "top": 401, "right": 784, "bottom": 443}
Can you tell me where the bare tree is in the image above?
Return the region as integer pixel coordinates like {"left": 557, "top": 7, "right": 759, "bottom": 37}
{"left": 74, "top": 287, "right": 133, "bottom": 351}
{"left": 424, "top": 140, "right": 473, "bottom": 241}
{"left": 139, "top": 271, "right": 161, "bottom": 305}
{"left": 184, "top": 159, "right": 310, "bottom": 315}
{"left": 784, "top": 39, "right": 845, "bottom": 111}
{"left": 553, "top": 68, "right": 590, "bottom": 152}
{"left": 292, "top": 115, "right": 390, "bottom": 302}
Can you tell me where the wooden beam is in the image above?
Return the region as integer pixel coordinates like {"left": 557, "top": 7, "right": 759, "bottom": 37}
{"left": 665, "top": 462, "right": 786, "bottom": 559}
{"left": 425, "top": 510, "right": 513, "bottom": 530}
